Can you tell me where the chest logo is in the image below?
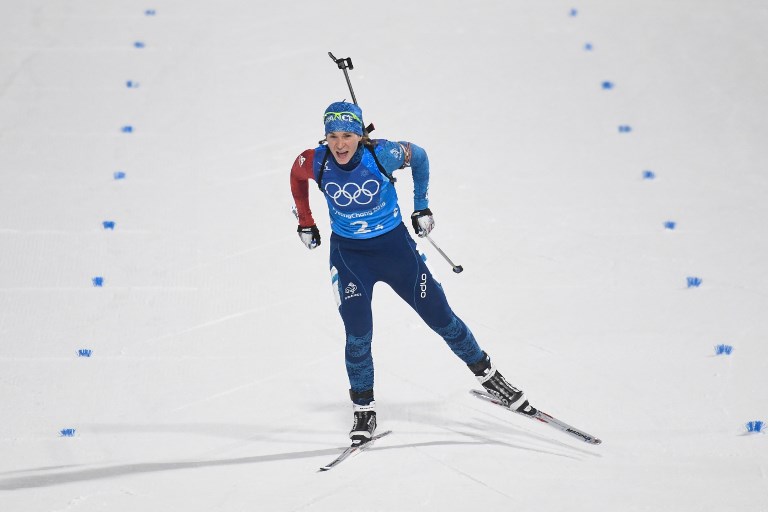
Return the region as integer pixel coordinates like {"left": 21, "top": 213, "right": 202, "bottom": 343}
{"left": 324, "top": 179, "right": 380, "bottom": 207}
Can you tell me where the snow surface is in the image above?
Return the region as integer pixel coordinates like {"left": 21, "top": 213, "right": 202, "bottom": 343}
{"left": 1, "top": 1, "right": 767, "bottom": 510}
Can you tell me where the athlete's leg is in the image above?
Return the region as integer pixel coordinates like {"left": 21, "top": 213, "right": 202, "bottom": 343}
{"left": 330, "top": 243, "right": 377, "bottom": 405}
{"left": 380, "top": 226, "right": 534, "bottom": 412}
{"left": 382, "top": 226, "right": 485, "bottom": 366}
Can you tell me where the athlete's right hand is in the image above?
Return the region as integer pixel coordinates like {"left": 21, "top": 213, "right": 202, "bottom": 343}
{"left": 297, "top": 224, "right": 321, "bottom": 250}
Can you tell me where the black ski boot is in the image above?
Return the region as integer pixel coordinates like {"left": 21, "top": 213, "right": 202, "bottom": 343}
{"left": 349, "top": 402, "right": 377, "bottom": 445}
{"left": 468, "top": 352, "right": 536, "bottom": 416}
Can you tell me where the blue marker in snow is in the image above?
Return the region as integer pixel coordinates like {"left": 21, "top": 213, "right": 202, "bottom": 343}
{"left": 714, "top": 344, "right": 733, "bottom": 355}
{"left": 60, "top": 429, "right": 76, "bottom": 437}
{"left": 618, "top": 125, "right": 632, "bottom": 133}
{"left": 121, "top": 125, "right": 134, "bottom": 133}
{"left": 92, "top": 277, "right": 104, "bottom": 287}
{"left": 584, "top": 43, "right": 593, "bottom": 51}
{"left": 78, "top": 349, "right": 93, "bottom": 358}
{"left": 686, "top": 277, "right": 702, "bottom": 288}
{"left": 664, "top": 221, "right": 676, "bottom": 230}
{"left": 643, "top": 170, "right": 656, "bottom": 180}
{"left": 602, "top": 81, "right": 614, "bottom": 90}
{"left": 134, "top": 41, "right": 146, "bottom": 49}
{"left": 103, "top": 221, "right": 115, "bottom": 230}
{"left": 126, "top": 80, "right": 140, "bottom": 89}
{"left": 114, "top": 171, "right": 126, "bottom": 180}
{"left": 145, "top": 9, "right": 156, "bottom": 16}
{"left": 745, "top": 421, "right": 764, "bottom": 433}
{"left": 569, "top": 8, "right": 578, "bottom": 17}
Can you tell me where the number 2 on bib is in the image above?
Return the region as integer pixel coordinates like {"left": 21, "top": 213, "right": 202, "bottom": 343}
{"left": 351, "top": 220, "right": 371, "bottom": 234}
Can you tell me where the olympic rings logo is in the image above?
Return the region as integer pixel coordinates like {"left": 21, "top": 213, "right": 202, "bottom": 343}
{"left": 324, "top": 180, "right": 380, "bottom": 207}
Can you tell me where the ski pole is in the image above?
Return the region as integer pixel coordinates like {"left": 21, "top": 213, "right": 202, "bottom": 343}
{"left": 328, "top": 52, "right": 357, "bottom": 105}
{"left": 425, "top": 235, "right": 464, "bottom": 274}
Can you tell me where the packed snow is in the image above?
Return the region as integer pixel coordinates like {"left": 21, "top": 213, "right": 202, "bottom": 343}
{"left": 1, "top": 1, "right": 766, "bottom": 510}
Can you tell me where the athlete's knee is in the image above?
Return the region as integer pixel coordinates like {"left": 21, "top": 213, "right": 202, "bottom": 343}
{"left": 432, "top": 314, "right": 484, "bottom": 364}
{"left": 432, "top": 314, "right": 464, "bottom": 339}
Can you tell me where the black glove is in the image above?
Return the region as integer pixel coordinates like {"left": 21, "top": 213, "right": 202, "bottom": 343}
{"left": 297, "top": 224, "right": 321, "bottom": 250}
{"left": 410, "top": 208, "right": 434, "bottom": 238}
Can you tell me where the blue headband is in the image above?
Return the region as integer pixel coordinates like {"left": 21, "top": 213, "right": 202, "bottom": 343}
{"left": 323, "top": 101, "right": 364, "bottom": 135}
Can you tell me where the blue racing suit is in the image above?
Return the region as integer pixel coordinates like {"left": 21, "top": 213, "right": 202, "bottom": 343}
{"left": 290, "top": 139, "right": 485, "bottom": 404}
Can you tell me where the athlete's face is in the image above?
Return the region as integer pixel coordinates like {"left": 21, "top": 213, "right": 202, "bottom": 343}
{"left": 326, "top": 131, "right": 361, "bottom": 165}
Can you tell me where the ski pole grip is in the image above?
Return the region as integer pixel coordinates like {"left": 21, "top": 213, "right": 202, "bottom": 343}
{"left": 328, "top": 52, "right": 354, "bottom": 70}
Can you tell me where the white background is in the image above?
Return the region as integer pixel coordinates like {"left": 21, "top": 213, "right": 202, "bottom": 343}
{"left": 1, "top": 1, "right": 767, "bottom": 510}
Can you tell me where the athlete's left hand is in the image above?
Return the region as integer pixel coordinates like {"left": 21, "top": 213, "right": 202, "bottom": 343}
{"left": 411, "top": 208, "right": 434, "bottom": 237}
{"left": 297, "top": 224, "right": 321, "bottom": 249}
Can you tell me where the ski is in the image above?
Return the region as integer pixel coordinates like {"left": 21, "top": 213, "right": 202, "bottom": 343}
{"left": 318, "top": 430, "right": 392, "bottom": 472}
{"left": 470, "top": 389, "right": 602, "bottom": 445}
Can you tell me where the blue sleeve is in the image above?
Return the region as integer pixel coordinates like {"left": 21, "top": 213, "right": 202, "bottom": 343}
{"left": 407, "top": 143, "right": 429, "bottom": 211}
{"left": 374, "top": 140, "right": 429, "bottom": 211}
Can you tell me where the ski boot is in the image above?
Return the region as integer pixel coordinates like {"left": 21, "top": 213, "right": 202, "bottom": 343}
{"left": 469, "top": 352, "right": 536, "bottom": 416}
{"left": 349, "top": 402, "right": 377, "bottom": 446}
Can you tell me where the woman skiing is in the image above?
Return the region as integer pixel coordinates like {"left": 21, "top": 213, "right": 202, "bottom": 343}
{"left": 290, "top": 101, "right": 535, "bottom": 445}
